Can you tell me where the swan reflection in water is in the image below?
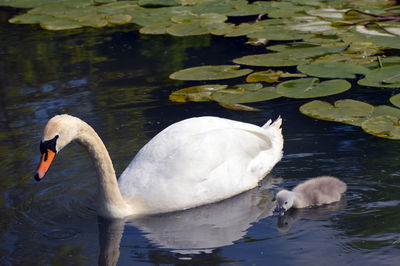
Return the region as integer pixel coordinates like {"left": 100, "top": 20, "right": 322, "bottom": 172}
{"left": 98, "top": 178, "right": 277, "bottom": 265}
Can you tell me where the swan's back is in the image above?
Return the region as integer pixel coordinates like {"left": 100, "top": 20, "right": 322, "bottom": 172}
{"left": 118, "top": 116, "right": 283, "bottom": 214}
{"left": 293, "top": 176, "right": 346, "bottom": 207}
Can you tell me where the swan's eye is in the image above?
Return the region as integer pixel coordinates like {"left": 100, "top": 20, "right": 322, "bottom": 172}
{"left": 284, "top": 201, "right": 288, "bottom": 205}
{"left": 40, "top": 135, "right": 59, "bottom": 154}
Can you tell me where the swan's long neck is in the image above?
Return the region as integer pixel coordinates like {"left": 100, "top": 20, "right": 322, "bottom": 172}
{"left": 74, "top": 121, "right": 132, "bottom": 218}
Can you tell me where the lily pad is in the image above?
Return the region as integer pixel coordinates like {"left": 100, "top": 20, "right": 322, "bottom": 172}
{"left": 138, "top": 0, "right": 179, "bottom": 8}
{"left": 233, "top": 53, "right": 310, "bottom": 67}
{"left": 266, "top": 44, "right": 347, "bottom": 58}
{"left": 40, "top": 17, "right": 83, "bottom": 30}
{"left": 361, "top": 115, "right": 400, "bottom": 139}
{"left": 139, "top": 22, "right": 173, "bottom": 34}
{"left": 390, "top": 94, "right": 400, "bottom": 109}
{"left": 306, "top": 8, "right": 348, "bottom": 19}
{"left": 297, "top": 62, "right": 369, "bottom": 79}
{"left": 358, "top": 65, "right": 400, "bottom": 88}
{"left": 246, "top": 70, "right": 306, "bottom": 83}
{"left": 218, "top": 102, "right": 261, "bottom": 112}
{"left": 276, "top": 78, "right": 351, "bottom": 99}
{"left": 211, "top": 85, "right": 281, "bottom": 104}
{"left": 299, "top": 99, "right": 375, "bottom": 126}
{"left": 247, "top": 28, "right": 312, "bottom": 41}
{"left": 169, "top": 65, "right": 252, "bottom": 81}
{"left": 342, "top": 31, "right": 400, "bottom": 49}
{"left": 169, "top": 84, "right": 228, "bottom": 102}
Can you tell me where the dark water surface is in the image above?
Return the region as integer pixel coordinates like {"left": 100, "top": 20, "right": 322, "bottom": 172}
{"left": 1, "top": 7, "right": 400, "bottom": 265}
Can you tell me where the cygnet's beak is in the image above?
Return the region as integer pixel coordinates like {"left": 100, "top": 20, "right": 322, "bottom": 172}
{"left": 34, "top": 149, "right": 56, "bottom": 181}
{"left": 274, "top": 206, "right": 287, "bottom": 216}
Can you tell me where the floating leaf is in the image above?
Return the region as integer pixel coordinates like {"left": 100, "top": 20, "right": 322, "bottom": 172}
{"left": 355, "top": 25, "right": 394, "bottom": 37}
{"left": 266, "top": 44, "right": 347, "bottom": 58}
{"left": 138, "top": 0, "right": 179, "bottom": 8}
{"left": 246, "top": 70, "right": 306, "bottom": 83}
{"left": 223, "top": 23, "right": 263, "bottom": 37}
{"left": 342, "top": 31, "right": 400, "bottom": 49}
{"left": 358, "top": 65, "right": 400, "bottom": 88}
{"left": 139, "top": 22, "right": 173, "bottom": 34}
{"left": 169, "top": 84, "right": 228, "bottom": 102}
{"left": 361, "top": 115, "right": 400, "bottom": 139}
{"left": 211, "top": 85, "right": 280, "bottom": 104}
{"left": 277, "top": 78, "right": 351, "bottom": 99}
{"left": 40, "top": 17, "right": 83, "bottom": 30}
{"left": 390, "top": 94, "right": 400, "bottom": 109}
{"left": 247, "top": 27, "right": 312, "bottom": 41}
{"left": 306, "top": 8, "right": 348, "bottom": 19}
{"left": 288, "top": 20, "right": 335, "bottom": 33}
{"left": 225, "top": 1, "right": 273, "bottom": 17}
{"left": 297, "top": 62, "right": 369, "bottom": 79}
{"left": 299, "top": 99, "right": 375, "bottom": 126}
{"left": 107, "top": 13, "right": 132, "bottom": 25}
{"left": 233, "top": 53, "right": 309, "bottom": 67}
{"left": 0, "top": 0, "right": 92, "bottom": 8}
{"left": 167, "top": 21, "right": 210, "bottom": 36}
{"left": 218, "top": 102, "right": 261, "bottom": 112}
{"left": 169, "top": 65, "right": 252, "bottom": 81}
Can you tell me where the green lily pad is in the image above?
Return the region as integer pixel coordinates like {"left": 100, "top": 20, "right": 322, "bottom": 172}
{"left": 266, "top": 44, "right": 347, "bottom": 58}
{"left": 211, "top": 85, "right": 281, "bottom": 104}
{"left": 342, "top": 31, "right": 400, "bottom": 49}
{"left": 218, "top": 102, "right": 261, "bottom": 112}
{"left": 297, "top": 62, "right": 369, "bottom": 79}
{"left": 306, "top": 8, "right": 347, "bottom": 19}
{"left": 277, "top": 78, "right": 351, "bottom": 99}
{"left": 361, "top": 115, "right": 400, "bottom": 139}
{"left": 169, "top": 65, "right": 252, "bottom": 81}
{"left": 0, "top": 0, "right": 92, "bottom": 8}
{"left": 139, "top": 22, "right": 173, "bottom": 34}
{"left": 299, "top": 99, "right": 375, "bottom": 126}
{"left": 390, "top": 94, "right": 400, "bottom": 109}
{"left": 233, "top": 53, "right": 310, "bottom": 67}
{"left": 169, "top": 84, "right": 228, "bottom": 102}
{"left": 358, "top": 65, "right": 400, "bottom": 88}
{"left": 167, "top": 21, "right": 210, "bottom": 36}
{"left": 368, "top": 105, "right": 400, "bottom": 120}
{"left": 138, "top": 0, "right": 179, "bottom": 8}
{"left": 225, "top": 1, "right": 273, "bottom": 17}
{"left": 9, "top": 13, "right": 53, "bottom": 24}
{"left": 40, "top": 17, "right": 83, "bottom": 30}
{"left": 247, "top": 27, "right": 312, "bottom": 41}
{"left": 288, "top": 20, "right": 335, "bottom": 33}
{"left": 107, "top": 13, "right": 132, "bottom": 25}
{"left": 246, "top": 70, "right": 306, "bottom": 83}
{"left": 223, "top": 23, "right": 263, "bottom": 37}
{"left": 167, "top": 13, "right": 227, "bottom": 36}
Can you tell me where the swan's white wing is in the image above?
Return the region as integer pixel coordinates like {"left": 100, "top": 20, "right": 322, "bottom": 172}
{"left": 118, "top": 117, "right": 282, "bottom": 214}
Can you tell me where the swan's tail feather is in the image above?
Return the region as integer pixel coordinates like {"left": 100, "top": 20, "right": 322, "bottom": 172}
{"left": 263, "top": 116, "right": 283, "bottom": 152}
{"left": 262, "top": 116, "right": 282, "bottom": 130}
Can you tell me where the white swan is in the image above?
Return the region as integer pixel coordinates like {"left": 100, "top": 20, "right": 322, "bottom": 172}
{"left": 34, "top": 114, "right": 283, "bottom": 219}
{"left": 275, "top": 176, "right": 346, "bottom": 214}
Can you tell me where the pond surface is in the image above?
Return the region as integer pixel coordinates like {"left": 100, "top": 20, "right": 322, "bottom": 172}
{"left": 1, "top": 7, "right": 400, "bottom": 265}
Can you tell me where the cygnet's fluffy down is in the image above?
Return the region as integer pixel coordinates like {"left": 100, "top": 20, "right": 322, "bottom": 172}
{"left": 275, "top": 176, "right": 346, "bottom": 214}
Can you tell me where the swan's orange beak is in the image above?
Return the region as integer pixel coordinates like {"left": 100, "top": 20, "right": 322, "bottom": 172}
{"left": 34, "top": 149, "right": 56, "bottom": 181}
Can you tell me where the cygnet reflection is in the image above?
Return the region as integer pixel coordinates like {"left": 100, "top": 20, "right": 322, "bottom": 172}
{"left": 276, "top": 198, "right": 346, "bottom": 233}
{"left": 98, "top": 177, "right": 276, "bottom": 263}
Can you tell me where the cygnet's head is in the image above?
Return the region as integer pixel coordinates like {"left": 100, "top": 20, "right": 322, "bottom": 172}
{"left": 275, "top": 190, "right": 295, "bottom": 215}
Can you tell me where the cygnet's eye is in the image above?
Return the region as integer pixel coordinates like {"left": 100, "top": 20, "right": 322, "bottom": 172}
{"left": 284, "top": 201, "right": 288, "bottom": 205}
